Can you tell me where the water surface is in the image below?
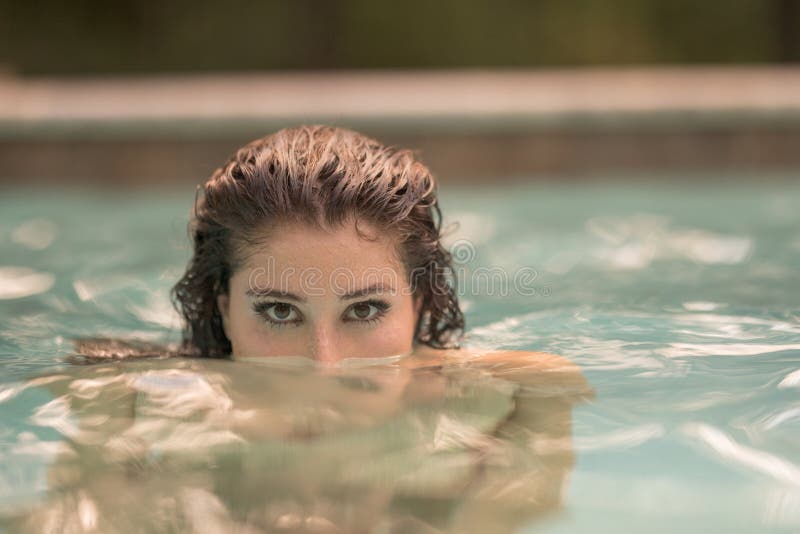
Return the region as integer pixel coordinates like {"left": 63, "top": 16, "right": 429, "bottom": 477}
{"left": 1, "top": 178, "right": 799, "bottom": 532}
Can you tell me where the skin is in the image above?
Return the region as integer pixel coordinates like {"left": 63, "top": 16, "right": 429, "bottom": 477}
{"left": 216, "top": 218, "right": 421, "bottom": 363}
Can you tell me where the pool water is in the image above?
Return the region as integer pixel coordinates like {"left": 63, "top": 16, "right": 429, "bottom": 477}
{"left": 1, "top": 178, "right": 799, "bottom": 532}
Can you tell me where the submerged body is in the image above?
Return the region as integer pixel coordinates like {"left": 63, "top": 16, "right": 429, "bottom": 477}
{"left": 6, "top": 347, "right": 591, "bottom": 533}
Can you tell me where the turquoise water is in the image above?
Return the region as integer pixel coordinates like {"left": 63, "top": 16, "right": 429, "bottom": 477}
{"left": 1, "top": 179, "right": 799, "bottom": 532}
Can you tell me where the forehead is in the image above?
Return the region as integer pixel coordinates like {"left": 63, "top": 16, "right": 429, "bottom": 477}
{"left": 238, "top": 219, "right": 405, "bottom": 281}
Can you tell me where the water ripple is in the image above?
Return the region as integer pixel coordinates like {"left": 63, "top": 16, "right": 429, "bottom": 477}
{"left": 682, "top": 423, "right": 800, "bottom": 487}
{"left": 0, "top": 267, "right": 54, "bottom": 300}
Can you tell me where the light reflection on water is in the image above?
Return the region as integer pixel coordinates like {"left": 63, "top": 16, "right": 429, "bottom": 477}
{"left": 0, "top": 180, "right": 799, "bottom": 532}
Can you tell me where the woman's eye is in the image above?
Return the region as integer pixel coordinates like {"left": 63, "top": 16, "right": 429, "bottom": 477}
{"left": 255, "top": 302, "right": 301, "bottom": 325}
{"left": 344, "top": 301, "right": 388, "bottom": 323}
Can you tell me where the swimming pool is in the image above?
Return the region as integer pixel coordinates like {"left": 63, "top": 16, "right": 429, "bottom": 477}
{"left": 1, "top": 176, "right": 799, "bottom": 532}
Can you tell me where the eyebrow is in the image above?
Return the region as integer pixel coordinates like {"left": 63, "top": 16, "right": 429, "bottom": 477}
{"left": 245, "top": 288, "right": 307, "bottom": 302}
{"left": 245, "top": 283, "right": 395, "bottom": 302}
{"left": 340, "top": 283, "right": 396, "bottom": 300}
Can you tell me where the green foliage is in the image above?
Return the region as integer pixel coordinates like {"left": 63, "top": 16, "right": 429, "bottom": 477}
{"left": 0, "top": 0, "right": 796, "bottom": 75}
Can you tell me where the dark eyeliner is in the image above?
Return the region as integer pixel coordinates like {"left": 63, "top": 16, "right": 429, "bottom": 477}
{"left": 251, "top": 301, "right": 302, "bottom": 327}
{"left": 364, "top": 299, "right": 390, "bottom": 311}
{"left": 344, "top": 299, "right": 391, "bottom": 324}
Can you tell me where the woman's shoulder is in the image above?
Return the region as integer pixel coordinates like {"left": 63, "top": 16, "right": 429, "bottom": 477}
{"left": 411, "top": 345, "right": 576, "bottom": 370}
{"left": 410, "top": 345, "right": 594, "bottom": 399}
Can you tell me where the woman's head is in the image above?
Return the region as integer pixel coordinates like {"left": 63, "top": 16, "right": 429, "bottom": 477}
{"left": 172, "top": 125, "right": 463, "bottom": 360}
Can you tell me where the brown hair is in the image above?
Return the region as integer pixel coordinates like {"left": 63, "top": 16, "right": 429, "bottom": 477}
{"left": 171, "top": 125, "right": 464, "bottom": 358}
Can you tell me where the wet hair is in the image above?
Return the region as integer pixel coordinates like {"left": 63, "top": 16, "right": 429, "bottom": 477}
{"left": 171, "top": 125, "right": 464, "bottom": 358}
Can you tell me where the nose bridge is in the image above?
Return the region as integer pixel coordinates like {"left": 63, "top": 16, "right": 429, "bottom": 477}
{"left": 309, "top": 321, "right": 340, "bottom": 364}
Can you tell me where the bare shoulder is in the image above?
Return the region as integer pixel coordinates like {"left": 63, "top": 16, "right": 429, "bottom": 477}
{"left": 411, "top": 346, "right": 594, "bottom": 398}
{"left": 412, "top": 345, "right": 579, "bottom": 371}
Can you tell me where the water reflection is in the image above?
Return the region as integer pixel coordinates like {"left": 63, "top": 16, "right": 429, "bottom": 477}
{"left": 2, "top": 352, "right": 592, "bottom": 533}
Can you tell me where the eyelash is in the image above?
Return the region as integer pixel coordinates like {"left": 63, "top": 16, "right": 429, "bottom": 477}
{"left": 345, "top": 299, "right": 391, "bottom": 325}
{"left": 251, "top": 299, "right": 391, "bottom": 328}
{"left": 252, "top": 301, "right": 302, "bottom": 328}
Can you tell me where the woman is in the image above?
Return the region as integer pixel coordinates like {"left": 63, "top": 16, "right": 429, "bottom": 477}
{"left": 171, "top": 123, "right": 460, "bottom": 362}
{"left": 14, "top": 125, "right": 592, "bottom": 533}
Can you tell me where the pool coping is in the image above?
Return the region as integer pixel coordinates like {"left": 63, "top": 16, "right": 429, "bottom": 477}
{"left": 3, "top": 67, "right": 800, "bottom": 140}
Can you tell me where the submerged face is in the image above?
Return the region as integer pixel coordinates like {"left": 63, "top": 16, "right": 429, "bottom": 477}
{"left": 217, "top": 219, "right": 420, "bottom": 363}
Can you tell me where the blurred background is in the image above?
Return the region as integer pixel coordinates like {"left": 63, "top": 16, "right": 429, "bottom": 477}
{"left": 1, "top": 0, "right": 800, "bottom": 186}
